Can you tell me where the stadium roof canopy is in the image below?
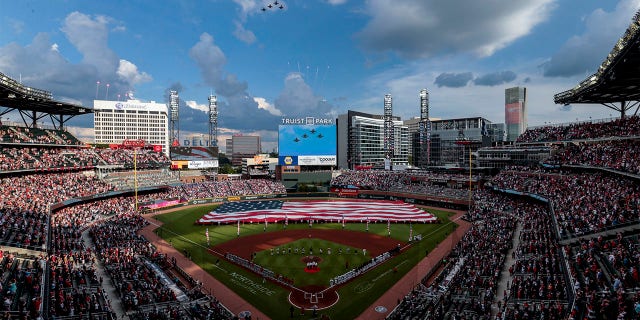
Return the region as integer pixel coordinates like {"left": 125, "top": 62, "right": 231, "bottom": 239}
{"left": 554, "top": 11, "right": 640, "bottom": 117}
{"left": 0, "top": 71, "right": 92, "bottom": 130}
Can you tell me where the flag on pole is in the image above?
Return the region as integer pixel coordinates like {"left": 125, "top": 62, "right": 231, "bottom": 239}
{"left": 409, "top": 223, "right": 413, "bottom": 242}
{"left": 387, "top": 219, "right": 391, "bottom": 236}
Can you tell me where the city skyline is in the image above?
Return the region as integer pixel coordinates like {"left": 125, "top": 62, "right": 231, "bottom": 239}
{"left": 0, "top": 0, "right": 638, "bottom": 152}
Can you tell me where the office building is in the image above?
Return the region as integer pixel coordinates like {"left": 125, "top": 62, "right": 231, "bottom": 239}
{"left": 93, "top": 99, "right": 169, "bottom": 155}
{"left": 429, "top": 117, "right": 504, "bottom": 167}
{"left": 226, "top": 135, "right": 261, "bottom": 166}
{"left": 337, "top": 110, "right": 409, "bottom": 169}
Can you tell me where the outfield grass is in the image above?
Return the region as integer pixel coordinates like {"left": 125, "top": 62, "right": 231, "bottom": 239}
{"left": 254, "top": 238, "right": 372, "bottom": 288}
{"left": 153, "top": 203, "right": 458, "bottom": 319}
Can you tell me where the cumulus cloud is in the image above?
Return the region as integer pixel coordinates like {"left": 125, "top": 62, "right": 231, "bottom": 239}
{"left": 185, "top": 100, "right": 209, "bottom": 113}
{"left": 117, "top": 59, "right": 152, "bottom": 85}
{"left": 434, "top": 72, "right": 473, "bottom": 88}
{"left": 231, "top": 0, "right": 260, "bottom": 20}
{"left": 189, "top": 33, "right": 227, "bottom": 84}
{"left": 188, "top": 33, "right": 281, "bottom": 130}
{"left": 188, "top": 33, "right": 335, "bottom": 132}
{"left": 473, "top": 71, "right": 517, "bottom": 86}
{"left": 356, "top": 0, "right": 555, "bottom": 58}
{"left": 274, "top": 72, "right": 333, "bottom": 117}
{"left": 233, "top": 21, "right": 257, "bottom": 44}
{"left": 61, "top": 12, "right": 119, "bottom": 75}
{"left": 8, "top": 19, "right": 25, "bottom": 34}
{"left": 0, "top": 11, "right": 150, "bottom": 117}
{"left": 229, "top": 0, "right": 261, "bottom": 45}
{"left": 254, "top": 97, "right": 283, "bottom": 116}
{"left": 543, "top": 0, "right": 640, "bottom": 77}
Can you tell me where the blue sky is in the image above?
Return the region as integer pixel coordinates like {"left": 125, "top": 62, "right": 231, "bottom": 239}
{"left": 1, "top": 0, "right": 638, "bottom": 152}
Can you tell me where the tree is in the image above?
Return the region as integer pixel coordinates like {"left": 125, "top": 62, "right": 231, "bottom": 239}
{"left": 219, "top": 163, "right": 234, "bottom": 174}
{"left": 218, "top": 153, "right": 231, "bottom": 166}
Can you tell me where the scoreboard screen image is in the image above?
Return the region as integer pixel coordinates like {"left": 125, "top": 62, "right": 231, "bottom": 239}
{"left": 278, "top": 124, "right": 336, "bottom": 166}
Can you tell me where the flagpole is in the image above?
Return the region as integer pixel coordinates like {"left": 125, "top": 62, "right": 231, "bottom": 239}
{"left": 468, "top": 145, "right": 472, "bottom": 211}
{"left": 409, "top": 222, "right": 412, "bottom": 242}
{"left": 387, "top": 219, "right": 390, "bottom": 237}
{"left": 134, "top": 148, "right": 138, "bottom": 211}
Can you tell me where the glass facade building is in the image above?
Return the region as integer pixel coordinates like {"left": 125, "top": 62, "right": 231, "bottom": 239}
{"left": 505, "top": 87, "right": 527, "bottom": 142}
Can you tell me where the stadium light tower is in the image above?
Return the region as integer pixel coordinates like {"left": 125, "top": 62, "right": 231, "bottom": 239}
{"left": 419, "top": 89, "right": 431, "bottom": 168}
{"left": 169, "top": 90, "right": 180, "bottom": 145}
{"left": 383, "top": 94, "right": 394, "bottom": 168}
{"left": 208, "top": 94, "right": 218, "bottom": 147}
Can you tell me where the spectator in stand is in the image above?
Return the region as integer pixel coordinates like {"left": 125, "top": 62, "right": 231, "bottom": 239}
{"left": 490, "top": 168, "right": 640, "bottom": 238}
{"left": 517, "top": 116, "right": 640, "bottom": 143}
{"left": 544, "top": 139, "right": 640, "bottom": 175}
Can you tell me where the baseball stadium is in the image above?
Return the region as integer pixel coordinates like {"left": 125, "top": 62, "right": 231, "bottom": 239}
{"left": 0, "top": 6, "right": 640, "bottom": 320}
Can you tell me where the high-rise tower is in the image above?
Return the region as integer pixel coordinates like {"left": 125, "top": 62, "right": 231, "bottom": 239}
{"left": 418, "top": 89, "right": 431, "bottom": 167}
{"left": 505, "top": 87, "right": 527, "bottom": 142}
{"left": 169, "top": 90, "right": 180, "bottom": 145}
{"left": 208, "top": 95, "right": 218, "bottom": 147}
{"left": 383, "top": 94, "right": 394, "bottom": 165}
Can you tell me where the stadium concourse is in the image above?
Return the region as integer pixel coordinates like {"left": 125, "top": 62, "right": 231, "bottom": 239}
{"left": 0, "top": 116, "right": 637, "bottom": 319}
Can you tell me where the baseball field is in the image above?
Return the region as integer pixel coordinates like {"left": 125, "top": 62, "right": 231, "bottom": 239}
{"left": 151, "top": 201, "right": 458, "bottom": 319}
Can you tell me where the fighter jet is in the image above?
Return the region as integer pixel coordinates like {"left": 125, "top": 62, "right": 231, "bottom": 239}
{"left": 310, "top": 129, "right": 316, "bottom": 134}
{"left": 302, "top": 133, "right": 308, "bottom": 139}
{"left": 317, "top": 134, "right": 323, "bottom": 139}
{"left": 294, "top": 137, "right": 300, "bottom": 142}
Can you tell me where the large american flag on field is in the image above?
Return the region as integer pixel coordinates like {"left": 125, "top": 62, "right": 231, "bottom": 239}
{"left": 197, "top": 200, "right": 436, "bottom": 224}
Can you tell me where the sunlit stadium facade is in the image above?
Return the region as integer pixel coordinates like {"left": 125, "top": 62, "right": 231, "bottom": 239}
{"left": 93, "top": 99, "right": 170, "bottom": 155}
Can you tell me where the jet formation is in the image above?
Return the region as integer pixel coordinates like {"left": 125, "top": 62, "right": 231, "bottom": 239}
{"left": 261, "top": 1, "right": 284, "bottom": 11}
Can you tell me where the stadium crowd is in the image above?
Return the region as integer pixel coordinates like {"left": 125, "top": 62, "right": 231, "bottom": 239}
{"left": 0, "top": 118, "right": 639, "bottom": 319}
{"left": 180, "top": 179, "right": 286, "bottom": 199}
{"left": 516, "top": 115, "right": 640, "bottom": 143}
{"left": 0, "top": 125, "right": 83, "bottom": 145}
{"left": 544, "top": 139, "right": 640, "bottom": 175}
{"left": 490, "top": 169, "right": 640, "bottom": 239}
{"left": 388, "top": 189, "right": 576, "bottom": 320}
{"left": 0, "top": 146, "right": 171, "bottom": 173}
{"left": 0, "top": 161, "right": 286, "bottom": 318}
{"left": 331, "top": 170, "right": 477, "bottom": 200}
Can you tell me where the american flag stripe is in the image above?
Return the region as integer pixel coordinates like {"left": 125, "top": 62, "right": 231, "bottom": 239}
{"left": 197, "top": 200, "right": 436, "bottom": 224}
